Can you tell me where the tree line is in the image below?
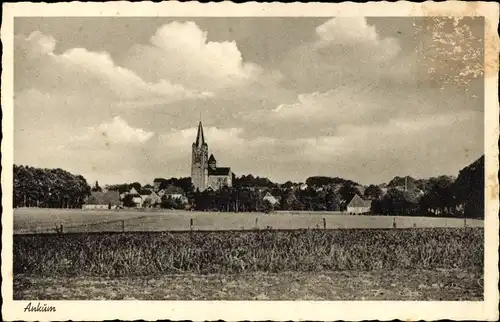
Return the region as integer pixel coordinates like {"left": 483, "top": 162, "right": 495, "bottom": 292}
{"left": 13, "top": 165, "right": 91, "bottom": 208}
{"left": 372, "top": 156, "right": 484, "bottom": 218}
{"left": 13, "top": 155, "right": 484, "bottom": 218}
{"left": 160, "top": 156, "right": 485, "bottom": 219}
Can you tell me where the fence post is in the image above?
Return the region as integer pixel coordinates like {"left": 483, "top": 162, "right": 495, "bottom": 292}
{"left": 190, "top": 218, "right": 193, "bottom": 231}
{"left": 323, "top": 217, "right": 326, "bottom": 229}
{"left": 121, "top": 220, "right": 125, "bottom": 233}
{"left": 392, "top": 217, "right": 396, "bottom": 229}
{"left": 60, "top": 224, "right": 64, "bottom": 234}
{"left": 255, "top": 217, "right": 258, "bottom": 228}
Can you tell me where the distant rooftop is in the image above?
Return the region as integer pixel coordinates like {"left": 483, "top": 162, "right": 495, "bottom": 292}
{"left": 208, "top": 167, "right": 231, "bottom": 176}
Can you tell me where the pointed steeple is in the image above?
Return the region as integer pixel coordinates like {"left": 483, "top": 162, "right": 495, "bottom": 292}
{"left": 195, "top": 121, "right": 205, "bottom": 146}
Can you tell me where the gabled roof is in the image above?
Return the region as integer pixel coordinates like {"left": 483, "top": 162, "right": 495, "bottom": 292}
{"left": 195, "top": 121, "right": 205, "bottom": 146}
{"left": 208, "top": 154, "right": 216, "bottom": 162}
{"left": 85, "top": 191, "right": 120, "bottom": 205}
{"left": 208, "top": 167, "right": 231, "bottom": 176}
{"left": 129, "top": 187, "right": 139, "bottom": 195}
{"left": 263, "top": 192, "right": 280, "bottom": 204}
{"left": 347, "top": 194, "right": 372, "bottom": 208}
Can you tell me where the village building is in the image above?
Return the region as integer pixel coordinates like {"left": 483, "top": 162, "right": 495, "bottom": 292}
{"left": 125, "top": 187, "right": 144, "bottom": 208}
{"left": 162, "top": 185, "right": 185, "bottom": 199}
{"left": 346, "top": 194, "right": 372, "bottom": 214}
{"left": 82, "top": 191, "right": 121, "bottom": 210}
{"left": 143, "top": 191, "right": 162, "bottom": 208}
{"left": 191, "top": 121, "right": 232, "bottom": 191}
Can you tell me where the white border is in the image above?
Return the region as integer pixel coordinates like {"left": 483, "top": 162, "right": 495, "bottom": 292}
{"left": 2, "top": 2, "right": 499, "bottom": 321}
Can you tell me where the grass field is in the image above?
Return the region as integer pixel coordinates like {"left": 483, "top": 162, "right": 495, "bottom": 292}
{"left": 13, "top": 228, "right": 483, "bottom": 300}
{"left": 14, "top": 208, "right": 483, "bottom": 234}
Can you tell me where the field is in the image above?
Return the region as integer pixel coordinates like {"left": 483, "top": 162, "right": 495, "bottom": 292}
{"left": 15, "top": 270, "right": 483, "bottom": 301}
{"left": 14, "top": 228, "right": 483, "bottom": 300}
{"left": 14, "top": 208, "right": 483, "bottom": 234}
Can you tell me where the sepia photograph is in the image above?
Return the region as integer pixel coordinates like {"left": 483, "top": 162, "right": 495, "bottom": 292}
{"left": 2, "top": 1, "right": 499, "bottom": 321}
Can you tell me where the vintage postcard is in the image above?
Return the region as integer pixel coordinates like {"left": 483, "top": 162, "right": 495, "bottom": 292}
{"left": 2, "top": 1, "right": 499, "bottom": 321}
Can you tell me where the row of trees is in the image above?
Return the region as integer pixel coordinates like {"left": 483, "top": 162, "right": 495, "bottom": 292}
{"left": 13, "top": 165, "right": 91, "bottom": 208}
{"left": 373, "top": 156, "right": 484, "bottom": 218}
{"left": 13, "top": 156, "right": 484, "bottom": 218}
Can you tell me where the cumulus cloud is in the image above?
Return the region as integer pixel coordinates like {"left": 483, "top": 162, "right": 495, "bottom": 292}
{"left": 315, "top": 17, "right": 401, "bottom": 61}
{"left": 71, "top": 116, "right": 154, "bottom": 147}
{"left": 15, "top": 31, "right": 209, "bottom": 105}
{"left": 122, "top": 21, "right": 264, "bottom": 91}
{"left": 280, "top": 17, "right": 403, "bottom": 93}
{"left": 13, "top": 18, "right": 484, "bottom": 185}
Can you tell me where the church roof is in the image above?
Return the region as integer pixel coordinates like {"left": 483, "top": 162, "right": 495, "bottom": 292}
{"left": 208, "top": 154, "right": 216, "bottom": 162}
{"left": 195, "top": 121, "right": 205, "bottom": 146}
{"left": 208, "top": 167, "right": 231, "bottom": 176}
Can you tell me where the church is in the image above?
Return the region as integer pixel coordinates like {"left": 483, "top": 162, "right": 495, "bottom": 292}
{"left": 191, "top": 121, "right": 233, "bottom": 191}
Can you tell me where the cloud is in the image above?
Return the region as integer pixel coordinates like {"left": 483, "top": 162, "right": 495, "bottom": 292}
{"left": 315, "top": 17, "right": 401, "bottom": 61}
{"left": 280, "top": 18, "right": 402, "bottom": 93}
{"left": 122, "top": 21, "right": 264, "bottom": 91}
{"left": 13, "top": 18, "right": 484, "bottom": 186}
{"left": 159, "top": 126, "right": 277, "bottom": 157}
{"left": 15, "top": 31, "right": 209, "bottom": 105}
{"left": 72, "top": 116, "right": 154, "bottom": 146}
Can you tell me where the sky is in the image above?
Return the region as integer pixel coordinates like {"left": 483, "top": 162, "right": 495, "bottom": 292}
{"left": 14, "top": 17, "right": 484, "bottom": 185}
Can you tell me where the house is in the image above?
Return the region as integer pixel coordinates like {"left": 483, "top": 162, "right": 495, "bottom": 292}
{"left": 263, "top": 192, "right": 280, "bottom": 206}
{"left": 126, "top": 187, "right": 144, "bottom": 208}
{"left": 144, "top": 191, "right": 162, "bottom": 207}
{"left": 83, "top": 191, "right": 121, "bottom": 210}
{"left": 162, "top": 185, "right": 189, "bottom": 204}
{"left": 163, "top": 185, "right": 184, "bottom": 199}
{"left": 346, "top": 194, "right": 372, "bottom": 214}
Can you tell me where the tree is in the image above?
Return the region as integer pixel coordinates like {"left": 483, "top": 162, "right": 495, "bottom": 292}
{"left": 13, "top": 165, "right": 91, "bottom": 208}
{"left": 91, "top": 181, "right": 102, "bottom": 192}
{"left": 161, "top": 196, "right": 184, "bottom": 209}
{"left": 374, "top": 188, "right": 420, "bottom": 216}
{"left": 364, "top": 184, "right": 383, "bottom": 200}
{"left": 453, "top": 155, "right": 484, "bottom": 218}
{"left": 419, "top": 175, "right": 456, "bottom": 216}
{"left": 338, "top": 184, "right": 361, "bottom": 204}
{"left": 122, "top": 194, "right": 136, "bottom": 208}
{"left": 261, "top": 199, "right": 274, "bottom": 214}
{"left": 130, "top": 182, "right": 142, "bottom": 192}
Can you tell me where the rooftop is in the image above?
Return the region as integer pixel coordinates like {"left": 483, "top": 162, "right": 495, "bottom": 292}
{"left": 208, "top": 167, "right": 231, "bottom": 176}
{"left": 347, "top": 194, "right": 372, "bottom": 208}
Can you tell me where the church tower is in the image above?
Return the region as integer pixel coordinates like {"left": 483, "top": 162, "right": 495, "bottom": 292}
{"left": 191, "top": 121, "right": 209, "bottom": 191}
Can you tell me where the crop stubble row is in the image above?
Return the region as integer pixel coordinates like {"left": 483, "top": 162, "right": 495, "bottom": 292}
{"left": 14, "top": 228, "right": 483, "bottom": 277}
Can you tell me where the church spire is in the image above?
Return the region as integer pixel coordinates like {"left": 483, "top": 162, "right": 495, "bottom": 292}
{"left": 195, "top": 121, "right": 205, "bottom": 146}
